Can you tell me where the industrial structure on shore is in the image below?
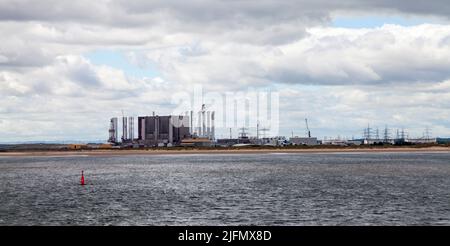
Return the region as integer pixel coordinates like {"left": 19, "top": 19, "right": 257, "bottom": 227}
{"left": 1, "top": 115, "right": 446, "bottom": 152}
{"left": 108, "top": 114, "right": 320, "bottom": 148}
{"left": 107, "top": 110, "right": 442, "bottom": 148}
{"left": 137, "top": 115, "right": 190, "bottom": 146}
{"left": 108, "top": 105, "right": 216, "bottom": 147}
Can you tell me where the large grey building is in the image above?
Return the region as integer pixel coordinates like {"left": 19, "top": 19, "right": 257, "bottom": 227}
{"left": 290, "top": 137, "right": 319, "bottom": 146}
{"left": 138, "top": 115, "right": 191, "bottom": 146}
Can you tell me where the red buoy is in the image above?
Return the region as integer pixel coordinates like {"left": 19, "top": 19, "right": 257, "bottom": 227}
{"left": 80, "top": 170, "right": 85, "bottom": 185}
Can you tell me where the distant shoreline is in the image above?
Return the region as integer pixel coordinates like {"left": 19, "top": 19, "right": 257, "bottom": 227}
{"left": 1, "top": 146, "right": 449, "bottom": 157}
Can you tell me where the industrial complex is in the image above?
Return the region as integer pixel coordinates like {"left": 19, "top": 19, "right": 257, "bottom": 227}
{"left": 108, "top": 104, "right": 216, "bottom": 147}
{"left": 105, "top": 105, "right": 446, "bottom": 149}
{"left": 0, "top": 114, "right": 448, "bottom": 152}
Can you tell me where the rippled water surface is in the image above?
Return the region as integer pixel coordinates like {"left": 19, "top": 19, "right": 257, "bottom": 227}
{"left": 1, "top": 152, "right": 450, "bottom": 225}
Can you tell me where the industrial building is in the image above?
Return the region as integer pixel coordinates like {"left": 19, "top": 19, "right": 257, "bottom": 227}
{"left": 290, "top": 137, "right": 319, "bottom": 146}
{"left": 259, "top": 137, "right": 288, "bottom": 146}
{"left": 138, "top": 115, "right": 191, "bottom": 147}
{"left": 321, "top": 139, "right": 348, "bottom": 146}
{"left": 406, "top": 138, "right": 437, "bottom": 144}
{"left": 347, "top": 139, "right": 363, "bottom": 145}
{"left": 108, "top": 116, "right": 136, "bottom": 145}
{"left": 287, "top": 118, "right": 319, "bottom": 146}
{"left": 216, "top": 138, "right": 240, "bottom": 147}
{"left": 108, "top": 105, "right": 217, "bottom": 147}
{"left": 193, "top": 104, "right": 215, "bottom": 140}
{"left": 108, "top": 117, "right": 118, "bottom": 143}
{"left": 437, "top": 138, "right": 450, "bottom": 144}
{"left": 173, "top": 104, "right": 217, "bottom": 147}
{"left": 107, "top": 114, "right": 448, "bottom": 148}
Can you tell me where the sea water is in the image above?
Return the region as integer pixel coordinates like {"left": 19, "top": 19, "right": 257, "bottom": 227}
{"left": 0, "top": 152, "right": 449, "bottom": 225}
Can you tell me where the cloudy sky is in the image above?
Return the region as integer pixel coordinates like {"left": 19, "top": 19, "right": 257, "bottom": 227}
{"left": 1, "top": 0, "right": 450, "bottom": 142}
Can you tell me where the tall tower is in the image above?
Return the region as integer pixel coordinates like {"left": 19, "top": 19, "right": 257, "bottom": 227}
{"left": 202, "top": 104, "right": 206, "bottom": 138}
{"left": 424, "top": 127, "right": 432, "bottom": 141}
{"left": 383, "top": 125, "right": 390, "bottom": 143}
{"left": 211, "top": 111, "right": 215, "bottom": 140}
{"left": 207, "top": 111, "right": 211, "bottom": 139}
{"left": 259, "top": 127, "right": 270, "bottom": 138}
{"left": 129, "top": 117, "right": 134, "bottom": 141}
{"left": 364, "top": 124, "right": 372, "bottom": 140}
{"left": 190, "top": 111, "right": 194, "bottom": 135}
{"left": 256, "top": 122, "right": 259, "bottom": 140}
{"left": 108, "top": 117, "right": 118, "bottom": 143}
{"left": 197, "top": 111, "right": 202, "bottom": 137}
{"left": 122, "top": 116, "right": 128, "bottom": 142}
{"left": 237, "top": 126, "right": 249, "bottom": 144}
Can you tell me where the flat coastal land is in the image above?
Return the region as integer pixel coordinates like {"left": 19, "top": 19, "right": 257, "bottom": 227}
{"left": 1, "top": 146, "right": 449, "bottom": 157}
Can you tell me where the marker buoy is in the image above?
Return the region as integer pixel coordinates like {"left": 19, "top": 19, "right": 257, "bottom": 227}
{"left": 80, "top": 170, "right": 85, "bottom": 185}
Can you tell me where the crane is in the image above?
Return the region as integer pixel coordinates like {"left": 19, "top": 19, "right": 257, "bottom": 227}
{"left": 305, "top": 118, "right": 311, "bottom": 138}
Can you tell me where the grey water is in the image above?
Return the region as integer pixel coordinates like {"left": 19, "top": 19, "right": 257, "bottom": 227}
{"left": 1, "top": 152, "right": 450, "bottom": 225}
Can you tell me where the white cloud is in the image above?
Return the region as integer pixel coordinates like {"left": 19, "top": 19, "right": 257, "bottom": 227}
{"left": 136, "top": 24, "right": 450, "bottom": 88}
{"left": 1, "top": 1, "right": 450, "bottom": 141}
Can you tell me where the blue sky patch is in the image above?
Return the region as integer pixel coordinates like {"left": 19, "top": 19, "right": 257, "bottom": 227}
{"left": 332, "top": 15, "right": 433, "bottom": 28}
{"left": 84, "top": 49, "right": 159, "bottom": 78}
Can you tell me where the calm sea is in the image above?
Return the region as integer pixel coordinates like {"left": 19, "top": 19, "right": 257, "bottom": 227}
{"left": 1, "top": 152, "right": 449, "bottom": 225}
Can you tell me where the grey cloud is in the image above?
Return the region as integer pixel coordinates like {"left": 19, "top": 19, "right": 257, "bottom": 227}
{"left": 0, "top": 40, "right": 55, "bottom": 68}
{"left": 143, "top": 24, "right": 450, "bottom": 87}
{"left": 1, "top": 0, "right": 448, "bottom": 49}
{"left": 361, "top": 0, "right": 450, "bottom": 17}
{"left": 69, "top": 64, "right": 101, "bottom": 87}
{"left": 0, "top": 0, "right": 111, "bottom": 23}
{"left": 2, "top": 1, "right": 450, "bottom": 24}
{"left": 265, "top": 25, "right": 450, "bottom": 85}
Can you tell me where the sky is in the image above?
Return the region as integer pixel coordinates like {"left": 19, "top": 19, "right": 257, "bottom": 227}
{"left": 1, "top": 0, "right": 450, "bottom": 142}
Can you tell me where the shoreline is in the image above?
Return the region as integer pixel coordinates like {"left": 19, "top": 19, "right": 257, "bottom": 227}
{"left": 1, "top": 146, "right": 450, "bottom": 157}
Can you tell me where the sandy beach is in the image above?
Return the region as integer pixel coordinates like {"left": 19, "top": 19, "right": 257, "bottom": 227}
{"left": 1, "top": 146, "right": 449, "bottom": 157}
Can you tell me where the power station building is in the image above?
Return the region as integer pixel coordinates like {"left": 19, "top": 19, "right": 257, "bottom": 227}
{"left": 138, "top": 115, "right": 191, "bottom": 146}
{"left": 108, "top": 106, "right": 215, "bottom": 147}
